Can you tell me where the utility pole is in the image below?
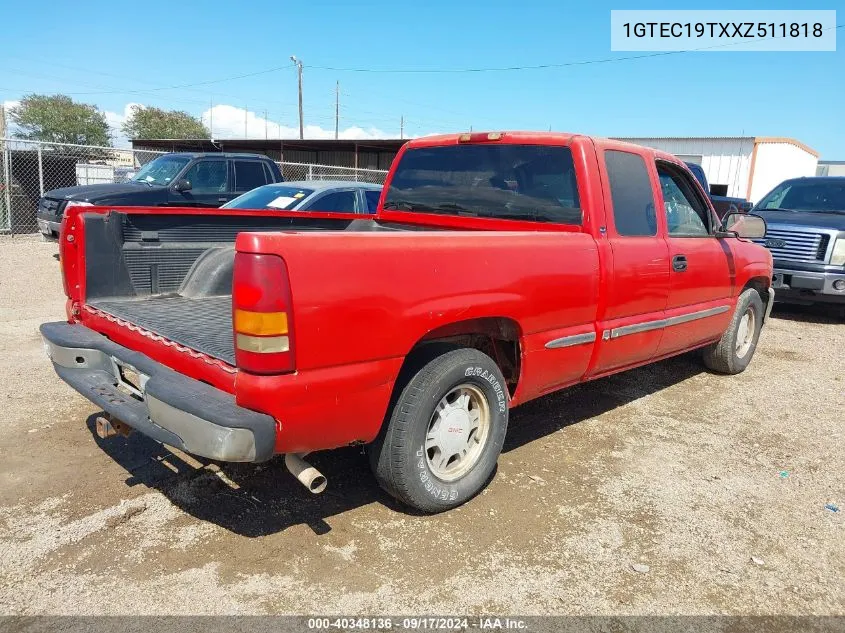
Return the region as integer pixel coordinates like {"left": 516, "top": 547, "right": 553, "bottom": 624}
{"left": 291, "top": 55, "right": 304, "bottom": 139}
{"left": 335, "top": 81, "right": 339, "bottom": 140}
{"left": 400, "top": 115, "right": 404, "bottom": 139}
{"left": 265, "top": 109, "right": 268, "bottom": 140}
{"left": 209, "top": 99, "right": 213, "bottom": 137}
{"left": 244, "top": 105, "right": 248, "bottom": 138}
{"left": 0, "top": 104, "right": 6, "bottom": 139}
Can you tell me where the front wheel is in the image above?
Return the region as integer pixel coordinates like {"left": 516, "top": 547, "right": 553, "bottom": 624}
{"left": 369, "top": 348, "right": 509, "bottom": 513}
{"left": 702, "top": 288, "right": 765, "bottom": 374}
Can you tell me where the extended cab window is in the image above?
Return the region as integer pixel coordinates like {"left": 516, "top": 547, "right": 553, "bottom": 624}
{"left": 384, "top": 144, "right": 581, "bottom": 224}
{"left": 605, "top": 150, "right": 656, "bottom": 237}
{"left": 234, "top": 160, "right": 269, "bottom": 192}
{"left": 657, "top": 163, "right": 710, "bottom": 237}
{"left": 183, "top": 160, "right": 228, "bottom": 193}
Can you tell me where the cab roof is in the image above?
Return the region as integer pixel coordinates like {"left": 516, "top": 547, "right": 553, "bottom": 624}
{"left": 404, "top": 131, "right": 682, "bottom": 163}
{"left": 164, "top": 152, "right": 271, "bottom": 160}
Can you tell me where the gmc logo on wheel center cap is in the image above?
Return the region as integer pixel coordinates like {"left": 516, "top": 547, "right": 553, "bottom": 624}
{"left": 765, "top": 238, "right": 787, "bottom": 248}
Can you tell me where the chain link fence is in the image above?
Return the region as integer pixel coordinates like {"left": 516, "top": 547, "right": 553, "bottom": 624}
{"left": 276, "top": 162, "right": 387, "bottom": 185}
{"left": 0, "top": 138, "right": 388, "bottom": 235}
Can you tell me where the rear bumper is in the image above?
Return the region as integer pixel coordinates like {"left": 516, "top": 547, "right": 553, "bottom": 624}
{"left": 772, "top": 267, "right": 845, "bottom": 304}
{"left": 40, "top": 322, "right": 276, "bottom": 462}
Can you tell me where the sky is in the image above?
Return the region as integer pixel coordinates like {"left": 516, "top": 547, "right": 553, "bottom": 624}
{"left": 0, "top": 0, "right": 843, "bottom": 156}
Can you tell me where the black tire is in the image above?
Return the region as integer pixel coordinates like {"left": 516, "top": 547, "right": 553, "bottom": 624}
{"left": 369, "top": 347, "right": 509, "bottom": 513}
{"left": 702, "top": 288, "right": 765, "bottom": 374}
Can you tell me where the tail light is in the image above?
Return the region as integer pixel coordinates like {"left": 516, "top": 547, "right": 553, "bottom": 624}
{"left": 59, "top": 211, "right": 79, "bottom": 302}
{"left": 232, "top": 252, "right": 295, "bottom": 374}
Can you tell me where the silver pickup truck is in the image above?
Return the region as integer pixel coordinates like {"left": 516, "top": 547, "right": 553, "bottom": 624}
{"left": 752, "top": 177, "right": 845, "bottom": 306}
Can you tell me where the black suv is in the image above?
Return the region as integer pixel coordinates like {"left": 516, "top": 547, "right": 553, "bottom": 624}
{"left": 36, "top": 152, "right": 283, "bottom": 238}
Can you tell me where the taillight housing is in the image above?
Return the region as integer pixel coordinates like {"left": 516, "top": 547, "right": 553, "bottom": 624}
{"left": 59, "top": 211, "right": 79, "bottom": 301}
{"left": 232, "top": 252, "right": 295, "bottom": 374}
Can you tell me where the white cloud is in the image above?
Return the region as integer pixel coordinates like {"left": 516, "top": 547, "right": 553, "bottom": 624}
{"left": 201, "top": 104, "right": 390, "bottom": 140}
{"left": 103, "top": 102, "right": 143, "bottom": 147}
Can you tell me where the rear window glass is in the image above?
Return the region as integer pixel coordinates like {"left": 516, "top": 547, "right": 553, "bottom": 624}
{"left": 384, "top": 144, "right": 581, "bottom": 224}
{"left": 605, "top": 150, "right": 657, "bottom": 236}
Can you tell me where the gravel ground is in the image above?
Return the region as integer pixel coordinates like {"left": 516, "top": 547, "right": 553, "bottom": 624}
{"left": 0, "top": 234, "right": 842, "bottom": 616}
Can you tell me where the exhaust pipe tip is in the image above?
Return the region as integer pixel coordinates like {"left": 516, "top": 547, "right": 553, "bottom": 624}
{"left": 284, "top": 453, "right": 327, "bottom": 494}
{"left": 308, "top": 474, "right": 327, "bottom": 494}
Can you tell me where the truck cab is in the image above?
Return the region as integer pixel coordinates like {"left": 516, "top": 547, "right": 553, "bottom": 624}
{"left": 36, "top": 152, "right": 283, "bottom": 238}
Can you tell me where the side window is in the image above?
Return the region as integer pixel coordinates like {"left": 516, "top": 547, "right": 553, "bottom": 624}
{"left": 305, "top": 190, "right": 357, "bottom": 213}
{"left": 657, "top": 164, "right": 710, "bottom": 237}
{"left": 364, "top": 190, "right": 381, "bottom": 213}
{"left": 182, "top": 160, "right": 228, "bottom": 193}
{"left": 234, "top": 161, "right": 269, "bottom": 192}
{"left": 605, "top": 150, "right": 656, "bottom": 236}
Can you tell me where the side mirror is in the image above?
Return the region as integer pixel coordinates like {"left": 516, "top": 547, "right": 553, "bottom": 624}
{"left": 173, "top": 179, "right": 192, "bottom": 193}
{"left": 720, "top": 212, "right": 767, "bottom": 240}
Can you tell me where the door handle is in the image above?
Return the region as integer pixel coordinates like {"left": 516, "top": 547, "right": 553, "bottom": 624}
{"left": 218, "top": 197, "right": 227, "bottom": 203}
{"left": 672, "top": 255, "right": 688, "bottom": 272}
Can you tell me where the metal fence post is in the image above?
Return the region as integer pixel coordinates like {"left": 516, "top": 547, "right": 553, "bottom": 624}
{"left": 2, "top": 140, "right": 11, "bottom": 234}
{"left": 308, "top": 164, "right": 313, "bottom": 180}
{"left": 37, "top": 143, "right": 44, "bottom": 196}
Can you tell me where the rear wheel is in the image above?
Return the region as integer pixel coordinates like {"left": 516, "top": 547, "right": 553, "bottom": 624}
{"left": 369, "top": 348, "right": 508, "bottom": 513}
{"left": 702, "top": 288, "right": 764, "bottom": 374}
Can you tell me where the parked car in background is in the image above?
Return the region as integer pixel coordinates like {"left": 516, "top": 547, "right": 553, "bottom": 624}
{"left": 752, "top": 176, "right": 845, "bottom": 306}
{"left": 36, "top": 152, "right": 283, "bottom": 238}
{"left": 222, "top": 180, "right": 382, "bottom": 213}
{"left": 685, "top": 161, "right": 753, "bottom": 219}
{"left": 42, "top": 131, "right": 773, "bottom": 513}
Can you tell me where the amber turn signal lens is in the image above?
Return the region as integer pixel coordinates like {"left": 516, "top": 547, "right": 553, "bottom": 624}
{"left": 234, "top": 309, "right": 288, "bottom": 336}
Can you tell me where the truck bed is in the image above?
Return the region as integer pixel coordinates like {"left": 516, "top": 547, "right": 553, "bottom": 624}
{"left": 90, "top": 295, "right": 235, "bottom": 364}
{"left": 78, "top": 211, "right": 412, "bottom": 366}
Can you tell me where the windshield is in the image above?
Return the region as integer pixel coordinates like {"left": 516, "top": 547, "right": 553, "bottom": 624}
{"left": 757, "top": 180, "right": 845, "bottom": 213}
{"left": 132, "top": 156, "right": 190, "bottom": 186}
{"left": 384, "top": 144, "right": 581, "bottom": 224}
{"left": 222, "top": 185, "right": 314, "bottom": 210}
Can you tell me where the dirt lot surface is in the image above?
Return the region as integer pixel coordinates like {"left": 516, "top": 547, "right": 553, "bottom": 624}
{"left": 0, "top": 235, "right": 842, "bottom": 616}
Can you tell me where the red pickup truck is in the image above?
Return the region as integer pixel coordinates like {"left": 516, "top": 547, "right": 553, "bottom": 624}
{"left": 42, "top": 132, "right": 774, "bottom": 512}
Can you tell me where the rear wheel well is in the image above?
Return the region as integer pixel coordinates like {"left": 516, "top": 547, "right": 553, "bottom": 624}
{"left": 401, "top": 318, "right": 522, "bottom": 399}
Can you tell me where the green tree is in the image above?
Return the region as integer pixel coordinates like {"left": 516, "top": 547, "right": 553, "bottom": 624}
{"left": 122, "top": 105, "right": 210, "bottom": 140}
{"left": 9, "top": 94, "right": 112, "bottom": 146}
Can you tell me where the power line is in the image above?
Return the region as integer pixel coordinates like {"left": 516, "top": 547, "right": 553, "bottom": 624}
{"left": 309, "top": 24, "right": 844, "bottom": 74}
{"left": 0, "top": 60, "right": 302, "bottom": 115}
{"left": 67, "top": 64, "right": 295, "bottom": 95}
